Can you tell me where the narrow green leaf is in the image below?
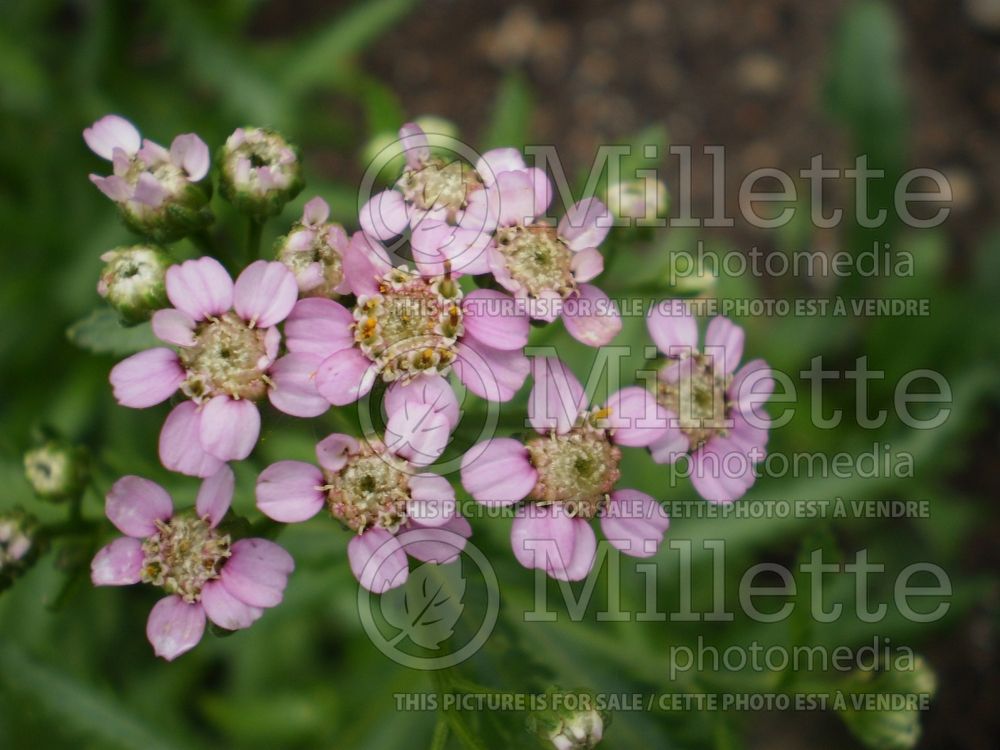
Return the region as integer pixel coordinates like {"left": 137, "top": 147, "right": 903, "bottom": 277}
{"left": 482, "top": 72, "right": 533, "bottom": 150}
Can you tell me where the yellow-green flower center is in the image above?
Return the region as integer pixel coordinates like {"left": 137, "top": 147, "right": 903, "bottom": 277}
{"left": 141, "top": 515, "right": 231, "bottom": 602}
{"left": 526, "top": 428, "right": 621, "bottom": 519}
{"left": 179, "top": 312, "right": 271, "bottom": 401}
{"left": 494, "top": 224, "right": 575, "bottom": 298}
{"left": 324, "top": 442, "right": 411, "bottom": 534}
{"left": 654, "top": 353, "right": 732, "bottom": 450}
{"left": 398, "top": 157, "right": 483, "bottom": 219}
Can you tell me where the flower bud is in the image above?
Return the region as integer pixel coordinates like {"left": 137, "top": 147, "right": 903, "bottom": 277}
{"left": 361, "top": 115, "right": 459, "bottom": 178}
{"left": 84, "top": 117, "right": 214, "bottom": 243}
{"left": 274, "top": 197, "right": 350, "bottom": 298}
{"left": 605, "top": 179, "right": 669, "bottom": 223}
{"left": 23, "top": 440, "right": 89, "bottom": 502}
{"left": 528, "top": 689, "right": 608, "bottom": 750}
{"left": 837, "top": 656, "right": 937, "bottom": 750}
{"left": 97, "top": 245, "right": 173, "bottom": 325}
{"left": 219, "top": 127, "right": 304, "bottom": 218}
{"left": 0, "top": 508, "right": 41, "bottom": 592}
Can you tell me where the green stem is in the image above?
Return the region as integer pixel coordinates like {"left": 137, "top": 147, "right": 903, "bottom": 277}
{"left": 246, "top": 217, "right": 263, "bottom": 264}
{"left": 429, "top": 706, "right": 450, "bottom": 750}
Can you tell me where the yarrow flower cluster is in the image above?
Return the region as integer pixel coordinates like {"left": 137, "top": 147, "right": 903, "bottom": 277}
{"left": 80, "top": 114, "right": 774, "bottom": 658}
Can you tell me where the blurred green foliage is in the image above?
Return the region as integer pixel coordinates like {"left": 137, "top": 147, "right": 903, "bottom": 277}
{"left": 0, "top": 1, "right": 998, "bottom": 749}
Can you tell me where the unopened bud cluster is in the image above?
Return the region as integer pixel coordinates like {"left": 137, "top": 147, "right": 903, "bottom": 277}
{"left": 23, "top": 440, "right": 89, "bottom": 502}
{"left": 0, "top": 509, "right": 41, "bottom": 592}
{"left": 97, "top": 245, "right": 173, "bottom": 324}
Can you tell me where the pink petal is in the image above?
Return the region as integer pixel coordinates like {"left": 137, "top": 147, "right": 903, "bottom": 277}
{"left": 409, "top": 220, "right": 454, "bottom": 277}
{"left": 561, "top": 284, "right": 621, "bottom": 347}
{"left": 90, "top": 174, "right": 130, "bottom": 201}
{"left": 166, "top": 257, "right": 234, "bottom": 321}
{"left": 558, "top": 197, "right": 611, "bottom": 251}
{"left": 132, "top": 172, "right": 168, "bottom": 207}
{"left": 91, "top": 537, "right": 144, "bottom": 585}
{"left": 385, "top": 402, "right": 451, "bottom": 467}
{"left": 398, "top": 515, "right": 472, "bottom": 564}
{"left": 525, "top": 288, "right": 564, "bottom": 322}
{"left": 600, "top": 490, "right": 670, "bottom": 558}
{"left": 169, "top": 133, "right": 210, "bottom": 181}
{"left": 315, "top": 348, "right": 376, "bottom": 406}
{"left": 462, "top": 289, "right": 530, "bottom": 351}
{"left": 267, "top": 353, "right": 329, "bottom": 418}
{"left": 647, "top": 300, "right": 699, "bottom": 356}
{"left": 729, "top": 358, "right": 774, "bottom": 427}
{"left": 256, "top": 460, "right": 325, "bottom": 522}
{"left": 343, "top": 232, "right": 390, "bottom": 297}
{"left": 199, "top": 396, "right": 260, "bottom": 462}
{"left": 511, "top": 506, "right": 597, "bottom": 581}
{"left": 316, "top": 433, "right": 360, "bottom": 472}
{"left": 200, "top": 580, "right": 263, "bottom": 631}
{"left": 406, "top": 472, "right": 456, "bottom": 527}
{"left": 385, "top": 374, "right": 459, "bottom": 431}
{"left": 233, "top": 261, "right": 298, "bottom": 328}
{"left": 195, "top": 465, "right": 234, "bottom": 528}
{"left": 159, "top": 401, "right": 224, "bottom": 478}
{"left": 151, "top": 309, "right": 196, "bottom": 348}
{"left": 603, "top": 386, "right": 669, "bottom": 447}
{"left": 359, "top": 190, "right": 409, "bottom": 241}
{"left": 454, "top": 337, "right": 530, "bottom": 402}
{"left": 302, "top": 196, "right": 330, "bottom": 225}
{"left": 84, "top": 115, "right": 140, "bottom": 160}
{"left": 688, "top": 420, "right": 764, "bottom": 504}
{"left": 460, "top": 438, "right": 536, "bottom": 505}
{"left": 528, "top": 356, "right": 586, "bottom": 435}
{"left": 570, "top": 247, "right": 604, "bottom": 283}
{"left": 475, "top": 147, "right": 526, "bottom": 185}
{"left": 527, "top": 168, "right": 554, "bottom": 218}
{"left": 146, "top": 595, "right": 206, "bottom": 661}
{"left": 106, "top": 475, "right": 172, "bottom": 537}
{"left": 137, "top": 139, "right": 169, "bottom": 165}
{"left": 284, "top": 298, "right": 355, "bottom": 359}
{"left": 348, "top": 528, "right": 409, "bottom": 593}
{"left": 221, "top": 538, "right": 293, "bottom": 608}
{"left": 648, "top": 424, "right": 691, "bottom": 465}
{"left": 399, "top": 122, "right": 429, "bottom": 169}
{"left": 494, "top": 170, "right": 539, "bottom": 227}
{"left": 704, "top": 316, "right": 745, "bottom": 376}
{"left": 110, "top": 348, "right": 184, "bottom": 408}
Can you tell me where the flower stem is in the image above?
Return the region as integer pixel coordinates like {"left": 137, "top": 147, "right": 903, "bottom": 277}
{"left": 246, "top": 217, "right": 263, "bottom": 264}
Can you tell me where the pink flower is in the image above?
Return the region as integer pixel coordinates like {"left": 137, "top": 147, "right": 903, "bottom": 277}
{"left": 282, "top": 232, "right": 531, "bottom": 404}
{"left": 84, "top": 115, "right": 211, "bottom": 240}
{"left": 90, "top": 466, "right": 294, "bottom": 660}
{"left": 645, "top": 301, "right": 774, "bottom": 503}
{"left": 487, "top": 170, "right": 621, "bottom": 347}
{"left": 109, "top": 256, "right": 327, "bottom": 477}
{"left": 275, "top": 197, "right": 350, "bottom": 298}
{"left": 360, "top": 123, "right": 518, "bottom": 275}
{"left": 460, "top": 357, "right": 671, "bottom": 581}
{"left": 255, "top": 376, "right": 470, "bottom": 593}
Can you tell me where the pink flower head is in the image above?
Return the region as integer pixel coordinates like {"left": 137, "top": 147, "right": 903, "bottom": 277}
{"left": 84, "top": 115, "right": 211, "bottom": 240}
{"left": 460, "top": 357, "right": 671, "bottom": 581}
{"left": 487, "top": 168, "right": 621, "bottom": 347}
{"left": 360, "top": 123, "right": 517, "bottom": 275}
{"left": 645, "top": 301, "right": 775, "bottom": 503}
{"left": 275, "top": 197, "right": 351, "bottom": 298}
{"left": 255, "top": 377, "right": 470, "bottom": 593}
{"left": 90, "top": 466, "right": 294, "bottom": 660}
{"left": 281, "top": 232, "right": 531, "bottom": 405}
{"left": 109, "top": 256, "right": 327, "bottom": 477}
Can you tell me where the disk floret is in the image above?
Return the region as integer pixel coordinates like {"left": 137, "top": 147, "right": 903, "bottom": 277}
{"left": 324, "top": 441, "right": 411, "bottom": 534}
{"left": 353, "top": 267, "right": 464, "bottom": 381}
{"left": 526, "top": 422, "right": 622, "bottom": 519}
{"left": 494, "top": 224, "right": 576, "bottom": 299}
{"left": 397, "top": 156, "right": 482, "bottom": 220}
{"left": 140, "top": 514, "right": 232, "bottom": 602}
{"left": 179, "top": 312, "right": 271, "bottom": 401}
{"left": 219, "top": 127, "right": 303, "bottom": 217}
{"left": 655, "top": 352, "right": 731, "bottom": 450}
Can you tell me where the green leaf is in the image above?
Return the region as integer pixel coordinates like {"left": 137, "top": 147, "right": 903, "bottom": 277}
{"left": 281, "top": 0, "right": 417, "bottom": 96}
{"left": 482, "top": 72, "right": 533, "bottom": 150}
{"left": 66, "top": 308, "right": 159, "bottom": 356}
{"left": 382, "top": 562, "right": 466, "bottom": 650}
{"left": 0, "top": 642, "right": 193, "bottom": 750}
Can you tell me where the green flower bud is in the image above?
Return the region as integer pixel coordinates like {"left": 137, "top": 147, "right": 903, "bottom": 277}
{"left": 0, "top": 508, "right": 41, "bottom": 592}
{"left": 528, "top": 689, "right": 609, "bottom": 750}
{"left": 23, "top": 440, "right": 89, "bottom": 502}
{"left": 118, "top": 180, "right": 214, "bottom": 243}
{"left": 605, "top": 179, "right": 669, "bottom": 223}
{"left": 97, "top": 245, "right": 173, "bottom": 325}
{"left": 837, "top": 656, "right": 937, "bottom": 750}
{"left": 219, "top": 127, "right": 304, "bottom": 218}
